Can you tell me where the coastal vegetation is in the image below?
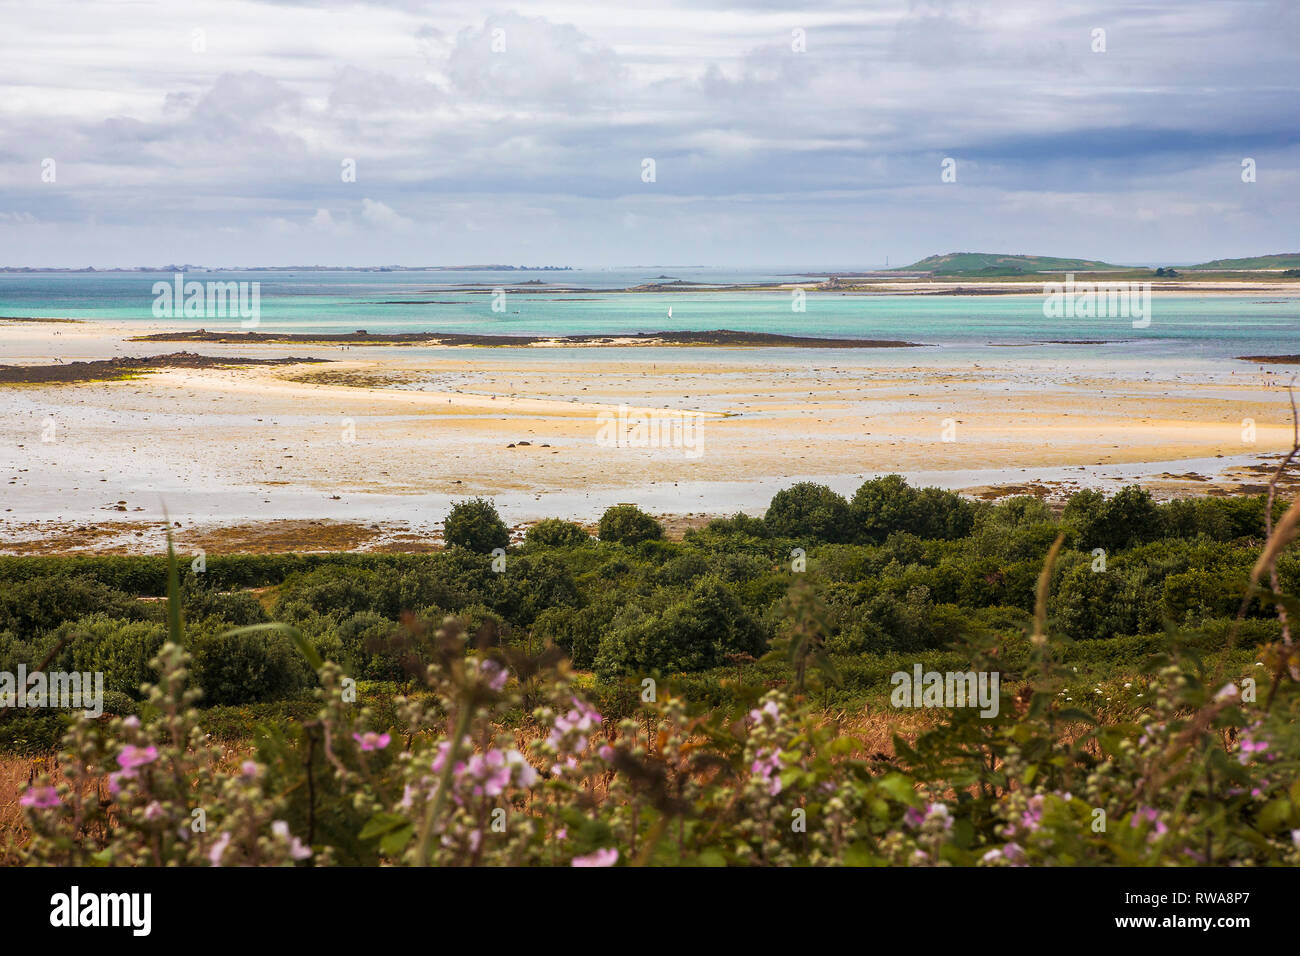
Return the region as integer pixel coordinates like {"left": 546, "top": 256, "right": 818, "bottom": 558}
{"left": 2, "top": 477, "right": 1298, "bottom": 865}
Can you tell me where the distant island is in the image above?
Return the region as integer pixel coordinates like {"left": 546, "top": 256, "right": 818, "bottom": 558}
{"left": 0, "top": 265, "right": 574, "bottom": 274}
{"left": 1183, "top": 253, "right": 1300, "bottom": 271}
{"left": 894, "top": 252, "right": 1126, "bottom": 276}
{"left": 889, "top": 250, "right": 1300, "bottom": 277}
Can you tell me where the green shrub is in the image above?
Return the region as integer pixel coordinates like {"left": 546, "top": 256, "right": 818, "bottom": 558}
{"left": 765, "top": 482, "right": 853, "bottom": 543}
{"left": 60, "top": 615, "right": 167, "bottom": 699}
{"left": 598, "top": 505, "right": 663, "bottom": 545}
{"left": 1065, "top": 485, "right": 1161, "bottom": 552}
{"left": 190, "top": 628, "right": 308, "bottom": 706}
{"left": 524, "top": 518, "right": 590, "bottom": 548}
{"left": 593, "top": 575, "right": 764, "bottom": 679}
{"left": 444, "top": 498, "right": 510, "bottom": 553}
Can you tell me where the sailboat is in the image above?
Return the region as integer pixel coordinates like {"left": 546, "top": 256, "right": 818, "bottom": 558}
{"left": 667, "top": 306, "right": 672, "bottom": 318}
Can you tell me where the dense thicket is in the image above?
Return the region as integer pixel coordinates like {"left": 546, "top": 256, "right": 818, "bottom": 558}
{"left": 0, "top": 482, "right": 1286, "bottom": 710}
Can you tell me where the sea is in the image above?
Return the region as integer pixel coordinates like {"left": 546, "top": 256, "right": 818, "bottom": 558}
{"left": 1, "top": 268, "right": 1297, "bottom": 368}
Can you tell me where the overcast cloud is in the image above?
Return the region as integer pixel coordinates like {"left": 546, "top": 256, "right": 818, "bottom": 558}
{"left": 1, "top": 0, "right": 1296, "bottom": 267}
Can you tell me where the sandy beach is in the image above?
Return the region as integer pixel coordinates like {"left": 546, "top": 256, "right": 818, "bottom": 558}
{"left": 2, "top": 315, "right": 1298, "bottom": 554}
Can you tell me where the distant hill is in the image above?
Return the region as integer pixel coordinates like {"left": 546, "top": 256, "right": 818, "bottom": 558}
{"left": 1185, "top": 253, "right": 1300, "bottom": 271}
{"left": 896, "top": 252, "right": 1126, "bottom": 275}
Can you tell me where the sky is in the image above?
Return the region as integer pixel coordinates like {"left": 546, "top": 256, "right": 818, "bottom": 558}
{"left": 1, "top": 0, "right": 1297, "bottom": 269}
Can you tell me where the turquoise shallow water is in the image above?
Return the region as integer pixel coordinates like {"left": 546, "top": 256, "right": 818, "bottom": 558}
{"left": 1, "top": 269, "right": 1297, "bottom": 363}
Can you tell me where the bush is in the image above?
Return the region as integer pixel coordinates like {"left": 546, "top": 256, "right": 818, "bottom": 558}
{"left": 444, "top": 498, "right": 510, "bottom": 553}
{"left": 848, "top": 476, "right": 971, "bottom": 543}
{"left": 765, "top": 482, "right": 853, "bottom": 543}
{"left": 190, "top": 628, "right": 308, "bottom": 706}
{"left": 593, "top": 575, "right": 764, "bottom": 679}
{"left": 698, "top": 512, "right": 770, "bottom": 539}
{"left": 60, "top": 615, "right": 167, "bottom": 699}
{"left": 524, "top": 518, "right": 590, "bottom": 548}
{"left": 598, "top": 505, "right": 663, "bottom": 546}
{"left": 1065, "top": 485, "right": 1161, "bottom": 552}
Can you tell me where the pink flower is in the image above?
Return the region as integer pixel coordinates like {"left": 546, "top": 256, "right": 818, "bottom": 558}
{"left": 748, "top": 700, "right": 781, "bottom": 725}
{"left": 1130, "top": 807, "right": 1168, "bottom": 841}
{"left": 240, "top": 760, "right": 261, "bottom": 779}
{"left": 571, "top": 847, "right": 618, "bottom": 867}
{"left": 1020, "top": 794, "right": 1045, "bottom": 832}
{"left": 750, "top": 748, "right": 783, "bottom": 796}
{"left": 480, "top": 660, "right": 508, "bottom": 692}
{"left": 353, "top": 732, "right": 391, "bottom": 752}
{"left": 272, "top": 820, "right": 313, "bottom": 860}
{"left": 208, "top": 831, "right": 232, "bottom": 867}
{"left": 505, "top": 749, "right": 538, "bottom": 788}
{"left": 548, "top": 698, "right": 603, "bottom": 749}
{"left": 19, "top": 786, "right": 59, "bottom": 809}
{"left": 431, "top": 737, "right": 470, "bottom": 774}
{"left": 464, "top": 750, "right": 512, "bottom": 797}
{"left": 117, "top": 744, "right": 159, "bottom": 774}
{"left": 1215, "top": 683, "right": 1240, "bottom": 702}
{"left": 143, "top": 801, "right": 164, "bottom": 821}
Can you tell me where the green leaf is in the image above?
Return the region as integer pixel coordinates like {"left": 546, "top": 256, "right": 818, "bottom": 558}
{"left": 360, "top": 812, "right": 410, "bottom": 840}
{"left": 222, "top": 623, "right": 322, "bottom": 671}
{"left": 1257, "top": 798, "right": 1291, "bottom": 833}
{"left": 165, "top": 529, "right": 184, "bottom": 646}
{"left": 877, "top": 772, "right": 916, "bottom": 804}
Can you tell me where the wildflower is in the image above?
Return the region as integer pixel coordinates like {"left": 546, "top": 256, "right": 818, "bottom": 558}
{"left": 480, "top": 660, "right": 508, "bottom": 692}
{"left": 926, "top": 802, "right": 953, "bottom": 830}
{"left": 750, "top": 748, "right": 783, "bottom": 796}
{"left": 240, "top": 760, "right": 261, "bottom": 779}
{"left": 1020, "top": 794, "right": 1044, "bottom": 832}
{"left": 1237, "top": 729, "right": 1274, "bottom": 764}
{"left": 907, "top": 802, "right": 952, "bottom": 831}
{"left": 1215, "top": 683, "right": 1240, "bottom": 702}
{"left": 209, "top": 832, "right": 232, "bottom": 867}
{"left": 353, "top": 731, "right": 391, "bottom": 752}
{"left": 748, "top": 700, "right": 781, "bottom": 725}
{"left": 431, "top": 737, "right": 470, "bottom": 774}
{"left": 505, "top": 749, "right": 538, "bottom": 788}
{"left": 116, "top": 744, "right": 159, "bottom": 774}
{"left": 548, "top": 698, "right": 603, "bottom": 751}
{"left": 1130, "top": 807, "right": 1168, "bottom": 840}
{"left": 143, "top": 801, "right": 165, "bottom": 821}
{"left": 19, "top": 786, "right": 59, "bottom": 809}
{"left": 1002, "top": 842, "right": 1025, "bottom": 863}
{"left": 272, "top": 821, "right": 313, "bottom": 860}
{"left": 572, "top": 848, "right": 618, "bottom": 867}
{"left": 464, "top": 750, "right": 512, "bottom": 797}
{"left": 122, "top": 715, "right": 140, "bottom": 729}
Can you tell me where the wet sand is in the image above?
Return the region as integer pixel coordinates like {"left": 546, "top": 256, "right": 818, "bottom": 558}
{"left": 2, "top": 320, "right": 1298, "bottom": 553}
